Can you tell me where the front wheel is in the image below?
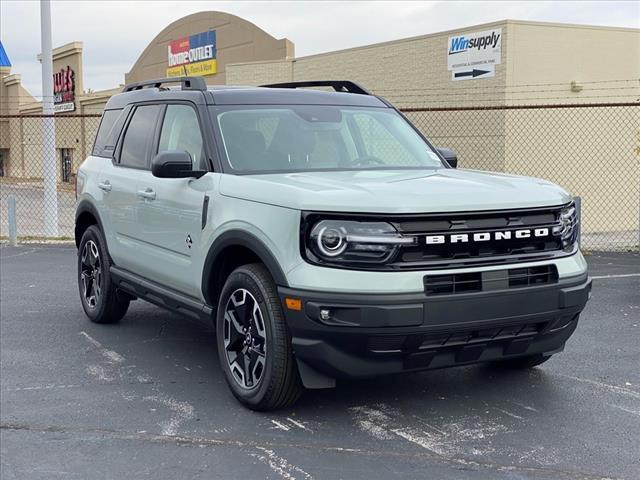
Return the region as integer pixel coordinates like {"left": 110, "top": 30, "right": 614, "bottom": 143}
{"left": 216, "top": 263, "right": 302, "bottom": 411}
{"left": 77, "top": 225, "right": 130, "bottom": 324}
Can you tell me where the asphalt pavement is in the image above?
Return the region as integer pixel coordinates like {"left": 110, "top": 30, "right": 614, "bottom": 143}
{"left": 1, "top": 245, "right": 639, "bottom": 480}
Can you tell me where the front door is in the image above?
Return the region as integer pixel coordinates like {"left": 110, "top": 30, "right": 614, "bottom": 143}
{"left": 100, "top": 103, "right": 162, "bottom": 270}
{"left": 134, "top": 103, "right": 209, "bottom": 296}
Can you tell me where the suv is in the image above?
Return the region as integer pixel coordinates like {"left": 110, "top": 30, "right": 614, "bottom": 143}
{"left": 75, "top": 77, "right": 591, "bottom": 411}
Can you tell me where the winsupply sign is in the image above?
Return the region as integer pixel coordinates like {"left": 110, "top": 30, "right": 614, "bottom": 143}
{"left": 167, "top": 30, "right": 217, "bottom": 77}
{"left": 448, "top": 28, "right": 501, "bottom": 80}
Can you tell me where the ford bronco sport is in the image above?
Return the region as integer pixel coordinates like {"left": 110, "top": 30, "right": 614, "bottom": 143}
{"left": 75, "top": 77, "right": 591, "bottom": 411}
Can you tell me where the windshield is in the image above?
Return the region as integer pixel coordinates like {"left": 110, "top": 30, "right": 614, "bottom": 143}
{"left": 211, "top": 105, "right": 444, "bottom": 173}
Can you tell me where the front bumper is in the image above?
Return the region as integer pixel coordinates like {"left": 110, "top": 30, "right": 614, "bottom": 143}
{"left": 279, "top": 273, "right": 591, "bottom": 385}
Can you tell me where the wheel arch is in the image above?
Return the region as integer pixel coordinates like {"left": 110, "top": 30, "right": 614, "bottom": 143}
{"left": 75, "top": 199, "right": 105, "bottom": 248}
{"left": 202, "top": 230, "right": 289, "bottom": 307}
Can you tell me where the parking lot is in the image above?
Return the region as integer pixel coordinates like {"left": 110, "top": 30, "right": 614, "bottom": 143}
{"left": 1, "top": 244, "right": 638, "bottom": 479}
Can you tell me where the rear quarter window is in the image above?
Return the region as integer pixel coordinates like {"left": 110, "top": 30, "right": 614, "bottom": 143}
{"left": 92, "top": 109, "right": 125, "bottom": 158}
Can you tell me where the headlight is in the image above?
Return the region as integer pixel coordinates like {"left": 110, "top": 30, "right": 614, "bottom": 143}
{"left": 306, "top": 219, "right": 415, "bottom": 265}
{"left": 553, "top": 203, "right": 579, "bottom": 250}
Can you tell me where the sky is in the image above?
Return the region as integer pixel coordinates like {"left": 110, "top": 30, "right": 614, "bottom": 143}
{"left": 1, "top": 0, "right": 638, "bottom": 98}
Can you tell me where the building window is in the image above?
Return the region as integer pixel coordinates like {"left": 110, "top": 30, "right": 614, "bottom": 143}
{"left": 60, "top": 148, "right": 73, "bottom": 183}
{"left": 0, "top": 149, "right": 7, "bottom": 177}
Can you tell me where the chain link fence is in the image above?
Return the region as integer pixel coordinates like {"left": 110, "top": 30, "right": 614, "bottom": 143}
{"left": 1, "top": 103, "right": 639, "bottom": 251}
{"left": 0, "top": 113, "right": 101, "bottom": 239}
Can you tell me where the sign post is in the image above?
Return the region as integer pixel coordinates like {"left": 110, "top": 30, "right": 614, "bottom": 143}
{"left": 40, "top": 0, "right": 58, "bottom": 237}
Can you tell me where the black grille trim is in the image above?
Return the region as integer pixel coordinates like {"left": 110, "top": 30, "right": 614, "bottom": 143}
{"left": 508, "top": 265, "right": 559, "bottom": 288}
{"left": 424, "top": 265, "right": 558, "bottom": 296}
{"left": 424, "top": 272, "right": 482, "bottom": 295}
{"left": 368, "top": 314, "right": 581, "bottom": 357}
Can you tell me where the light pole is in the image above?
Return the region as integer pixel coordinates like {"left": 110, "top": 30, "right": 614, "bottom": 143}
{"left": 40, "top": 0, "right": 58, "bottom": 237}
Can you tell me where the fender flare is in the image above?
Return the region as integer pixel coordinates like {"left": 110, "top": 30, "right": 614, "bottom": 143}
{"left": 74, "top": 199, "right": 105, "bottom": 247}
{"left": 201, "top": 230, "right": 289, "bottom": 304}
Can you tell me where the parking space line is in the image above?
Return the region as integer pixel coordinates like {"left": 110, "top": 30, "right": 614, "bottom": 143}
{"left": 609, "top": 404, "right": 640, "bottom": 417}
{"left": 250, "top": 447, "right": 314, "bottom": 480}
{"left": 591, "top": 273, "right": 640, "bottom": 279}
{"left": 79, "top": 331, "right": 125, "bottom": 364}
{"left": 271, "top": 420, "right": 291, "bottom": 431}
{"left": 554, "top": 373, "right": 640, "bottom": 400}
{"left": 0, "top": 248, "right": 38, "bottom": 259}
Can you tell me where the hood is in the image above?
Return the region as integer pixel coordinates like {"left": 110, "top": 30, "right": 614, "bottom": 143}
{"left": 219, "top": 168, "right": 572, "bottom": 213}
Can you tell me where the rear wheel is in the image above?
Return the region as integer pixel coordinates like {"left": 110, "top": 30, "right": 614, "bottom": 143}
{"left": 492, "top": 353, "right": 553, "bottom": 369}
{"left": 78, "top": 225, "right": 130, "bottom": 324}
{"left": 216, "top": 263, "right": 302, "bottom": 411}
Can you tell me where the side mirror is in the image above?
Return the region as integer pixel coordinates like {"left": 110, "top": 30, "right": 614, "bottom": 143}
{"left": 151, "top": 151, "right": 206, "bottom": 179}
{"left": 437, "top": 147, "right": 458, "bottom": 168}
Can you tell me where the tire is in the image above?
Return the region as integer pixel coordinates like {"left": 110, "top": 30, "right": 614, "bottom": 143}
{"left": 492, "top": 353, "right": 553, "bottom": 369}
{"left": 216, "top": 263, "right": 302, "bottom": 411}
{"left": 77, "top": 225, "right": 130, "bottom": 324}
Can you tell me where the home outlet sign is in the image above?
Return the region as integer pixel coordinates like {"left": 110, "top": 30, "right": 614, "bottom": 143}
{"left": 447, "top": 28, "right": 501, "bottom": 81}
{"left": 167, "top": 30, "right": 217, "bottom": 77}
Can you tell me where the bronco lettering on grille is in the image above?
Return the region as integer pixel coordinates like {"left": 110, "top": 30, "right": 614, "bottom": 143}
{"left": 425, "top": 228, "right": 550, "bottom": 244}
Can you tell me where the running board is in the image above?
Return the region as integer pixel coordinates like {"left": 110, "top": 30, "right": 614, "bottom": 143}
{"left": 110, "top": 266, "right": 214, "bottom": 326}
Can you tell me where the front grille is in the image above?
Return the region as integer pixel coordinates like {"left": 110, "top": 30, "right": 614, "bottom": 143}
{"left": 424, "top": 265, "right": 558, "bottom": 296}
{"left": 508, "top": 265, "right": 558, "bottom": 288}
{"left": 367, "top": 319, "right": 552, "bottom": 354}
{"left": 389, "top": 205, "right": 568, "bottom": 269}
{"left": 424, "top": 272, "right": 482, "bottom": 295}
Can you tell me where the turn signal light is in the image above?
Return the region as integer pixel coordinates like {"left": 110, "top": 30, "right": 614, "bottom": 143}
{"left": 285, "top": 297, "right": 302, "bottom": 311}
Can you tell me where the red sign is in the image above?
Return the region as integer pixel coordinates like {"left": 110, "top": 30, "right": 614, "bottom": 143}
{"left": 53, "top": 66, "right": 75, "bottom": 104}
{"left": 168, "top": 38, "right": 190, "bottom": 67}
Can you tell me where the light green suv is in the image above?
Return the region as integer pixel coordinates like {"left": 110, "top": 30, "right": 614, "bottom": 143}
{"left": 75, "top": 77, "right": 591, "bottom": 411}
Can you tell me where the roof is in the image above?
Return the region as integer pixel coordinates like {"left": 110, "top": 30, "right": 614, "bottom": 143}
{"left": 0, "top": 41, "right": 11, "bottom": 68}
{"left": 106, "top": 85, "right": 388, "bottom": 110}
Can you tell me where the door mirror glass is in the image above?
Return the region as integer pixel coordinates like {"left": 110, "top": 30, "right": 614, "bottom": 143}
{"left": 437, "top": 147, "right": 458, "bottom": 168}
{"left": 151, "top": 151, "right": 205, "bottom": 178}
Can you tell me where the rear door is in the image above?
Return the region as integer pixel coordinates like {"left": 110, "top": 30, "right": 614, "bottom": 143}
{"left": 134, "top": 103, "right": 209, "bottom": 295}
{"left": 99, "top": 103, "right": 162, "bottom": 269}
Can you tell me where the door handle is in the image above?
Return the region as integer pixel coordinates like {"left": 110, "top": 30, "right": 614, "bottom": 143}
{"left": 97, "top": 180, "right": 112, "bottom": 192}
{"left": 137, "top": 187, "right": 156, "bottom": 201}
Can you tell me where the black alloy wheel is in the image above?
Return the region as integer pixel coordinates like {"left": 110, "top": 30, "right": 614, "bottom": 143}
{"left": 223, "top": 288, "right": 268, "bottom": 389}
{"left": 77, "top": 225, "right": 130, "bottom": 324}
{"left": 80, "top": 240, "right": 102, "bottom": 309}
{"left": 216, "top": 263, "right": 302, "bottom": 410}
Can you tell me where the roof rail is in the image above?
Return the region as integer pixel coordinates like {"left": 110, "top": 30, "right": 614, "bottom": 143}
{"left": 122, "top": 76, "right": 207, "bottom": 93}
{"left": 260, "top": 80, "right": 371, "bottom": 96}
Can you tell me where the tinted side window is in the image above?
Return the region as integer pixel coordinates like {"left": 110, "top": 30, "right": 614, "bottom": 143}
{"left": 119, "top": 105, "right": 161, "bottom": 168}
{"left": 158, "top": 105, "right": 205, "bottom": 169}
{"left": 92, "top": 109, "right": 123, "bottom": 157}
